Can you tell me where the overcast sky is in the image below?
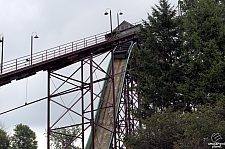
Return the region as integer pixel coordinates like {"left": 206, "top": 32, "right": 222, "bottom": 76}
{"left": 0, "top": 0, "right": 178, "bottom": 148}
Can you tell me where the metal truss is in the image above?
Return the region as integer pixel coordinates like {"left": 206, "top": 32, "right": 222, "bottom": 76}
{"left": 113, "top": 72, "right": 139, "bottom": 149}
{"left": 46, "top": 48, "right": 139, "bottom": 149}
{"left": 0, "top": 20, "right": 142, "bottom": 149}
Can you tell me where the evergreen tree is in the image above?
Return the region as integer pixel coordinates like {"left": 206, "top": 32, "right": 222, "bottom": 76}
{"left": 125, "top": 0, "right": 225, "bottom": 148}
{"left": 177, "top": 0, "right": 225, "bottom": 108}
{"left": 130, "top": 0, "right": 182, "bottom": 118}
{"left": 11, "top": 123, "right": 38, "bottom": 149}
{"left": 0, "top": 129, "right": 10, "bottom": 149}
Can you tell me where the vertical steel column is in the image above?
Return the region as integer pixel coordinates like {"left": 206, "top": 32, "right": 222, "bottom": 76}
{"left": 90, "top": 54, "right": 95, "bottom": 149}
{"left": 31, "top": 36, "right": 33, "bottom": 65}
{"left": 124, "top": 74, "right": 128, "bottom": 135}
{"left": 111, "top": 48, "right": 117, "bottom": 148}
{"left": 47, "top": 70, "right": 51, "bottom": 149}
{"left": 131, "top": 77, "right": 135, "bottom": 130}
{"left": 127, "top": 77, "right": 131, "bottom": 133}
{"left": 81, "top": 60, "right": 85, "bottom": 149}
{"left": 109, "top": 10, "right": 113, "bottom": 37}
{"left": 118, "top": 121, "right": 121, "bottom": 148}
{"left": 1, "top": 36, "right": 4, "bottom": 74}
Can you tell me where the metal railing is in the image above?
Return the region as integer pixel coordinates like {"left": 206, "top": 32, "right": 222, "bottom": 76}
{"left": 1, "top": 31, "right": 110, "bottom": 75}
{"left": 0, "top": 20, "right": 143, "bottom": 75}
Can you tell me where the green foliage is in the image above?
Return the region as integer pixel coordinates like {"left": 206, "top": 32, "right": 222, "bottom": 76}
{"left": 130, "top": 0, "right": 182, "bottom": 118}
{"left": 11, "top": 123, "right": 38, "bottom": 149}
{"left": 124, "top": 108, "right": 182, "bottom": 149}
{"left": 50, "top": 126, "right": 81, "bottom": 149}
{"left": 174, "top": 102, "right": 225, "bottom": 149}
{"left": 177, "top": 0, "right": 225, "bottom": 108}
{"left": 125, "top": 102, "right": 225, "bottom": 149}
{"left": 179, "top": 0, "right": 196, "bottom": 14}
{"left": 180, "top": 0, "right": 225, "bottom": 17}
{"left": 126, "top": 0, "right": 225, "bottom": 148}
{"left": 0, "top": 129, "right": 10, "bottom": 149}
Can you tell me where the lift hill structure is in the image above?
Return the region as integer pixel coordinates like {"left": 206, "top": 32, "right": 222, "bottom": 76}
{"left": 0, "top": 20, "right": 141, "bottom": 149}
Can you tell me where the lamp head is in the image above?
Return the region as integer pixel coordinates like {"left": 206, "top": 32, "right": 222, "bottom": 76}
{"left": 119, "top": 12, "right": 123, "bottom": 15}
{"left": 32, "top": 32, "right": 39, "bottom": 39}
{"left": 104, "top": 8, "right": 111, "bottom": 15}
{"left": 34, "top": 35, "right": 39, "bottom": 38}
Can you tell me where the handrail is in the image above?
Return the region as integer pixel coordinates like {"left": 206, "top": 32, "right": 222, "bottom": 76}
{"left": 0, "top": 20, "right": 144, "bottom": 75}
{"left": 0, "top": 31, "right": 110, "bottom": 75}
{"left": 0, "top": 31, "right": 111, "bottom": 74}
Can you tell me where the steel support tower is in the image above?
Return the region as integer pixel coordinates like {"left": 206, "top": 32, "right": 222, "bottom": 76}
{"left": 46, "top": 45, "right": 139, "bottom": 149}
{"left": 0, "top": 21, "right": 141, "bottom": 149}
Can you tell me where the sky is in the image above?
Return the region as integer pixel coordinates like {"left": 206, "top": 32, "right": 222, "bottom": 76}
{"left": 0, "top": 0, "right": 178, "bottom": 148}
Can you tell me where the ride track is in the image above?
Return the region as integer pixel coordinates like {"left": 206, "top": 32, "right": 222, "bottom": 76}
{"left": 0, "top": 21, "right": 142, "bottom": 149}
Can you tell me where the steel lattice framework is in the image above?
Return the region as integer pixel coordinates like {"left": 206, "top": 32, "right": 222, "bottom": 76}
{"left": 114, "top": 72, "right": 139, "bottom": 149}
{"left": 0, "top": 20, "right": 143, "bottom": 149}
{"left": 46, "top": 44, "right": 140, "bottom": 148}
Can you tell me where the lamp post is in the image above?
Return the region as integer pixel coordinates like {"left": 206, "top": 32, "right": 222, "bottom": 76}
{"left": 104, "top": 8, "right": 117, "bottom": 149}
{"left": 104, "top": 8, "right": 113, "bottom": 37}
{"left": 30, "top": 32, "right": 39, "bottom": 65}
{"left": 117, "top": 10, "right": 123, "bottom": 33}
{"left": 0, "top": 33, "right": 4, "bottom": 74}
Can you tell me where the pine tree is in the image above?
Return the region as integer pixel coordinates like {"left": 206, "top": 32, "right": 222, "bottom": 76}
{"left": 125, "top": 0, "right": 225, "bottom": 148}
{"left": 130, "top": 0, "right": 182, "bottom": 118}
{"left": 177, "top": 0, "right": 225, "bottom": 108}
